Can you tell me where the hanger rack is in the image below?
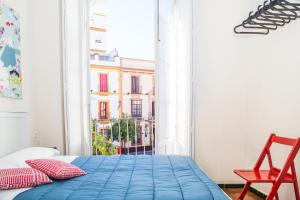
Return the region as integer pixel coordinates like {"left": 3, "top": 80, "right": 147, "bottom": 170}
{"left": 234, "top": 0, "right": 300, "bottom": 35}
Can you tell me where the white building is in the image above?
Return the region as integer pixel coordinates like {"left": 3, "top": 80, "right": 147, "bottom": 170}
{"left": 90, "top": 13, "right": 107, "bottom": 54}
{"left": 121, "top": 57, "right": 155, "bottom": 119}
{"left": 89, "top": 13, "right": 121, "bottom": 124}
{"left": 89, "top": 12, "right": 155, "bottom": 149}
{"left": 89, "top": 58, "right": 121, "bottom": 122}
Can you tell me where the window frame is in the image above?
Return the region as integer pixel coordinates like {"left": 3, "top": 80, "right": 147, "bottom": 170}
{"left": 131, "top": 99, "right": 142, "bottom": 118}
{"left": 98, "top": 101, "right": 110, "bottom": 120}
{"left": 131, "top": 75, "right": 140, "bottom": 94}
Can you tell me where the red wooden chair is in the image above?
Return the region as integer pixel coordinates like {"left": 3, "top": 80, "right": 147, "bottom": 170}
{"left": 234, "top": 134, "right": 300, "bottom": 200}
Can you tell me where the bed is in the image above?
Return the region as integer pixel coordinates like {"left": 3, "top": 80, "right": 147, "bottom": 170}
{"left": 0, "top": 148, "right": 230, "bottom": 200}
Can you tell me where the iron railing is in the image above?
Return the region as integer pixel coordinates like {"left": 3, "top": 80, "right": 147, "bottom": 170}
{"left": 91, "top": 117, "right": 155, "bottom": 156}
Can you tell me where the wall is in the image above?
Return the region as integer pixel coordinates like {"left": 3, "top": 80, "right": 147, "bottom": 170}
{"left": 194, "top": 0, "right": 300, "bottom": 199}
{"left": 0, "top": 0, "right": 35, "bottom": 149}
{"left": 0, "top": 0, "right": 65, "bottom": 154}
{"left": 0, "top": 112, "right": 31, "bottom": 157}
{"left": 29, "top": 0, "right": 65, "bottom": 153}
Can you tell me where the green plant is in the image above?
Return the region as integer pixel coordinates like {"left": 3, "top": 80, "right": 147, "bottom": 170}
{"left": 111, "top": 114, "right": 140, "bottom": 146}
{"left": 92, "top": 131, "right": 118, "bottom": 155}
{"left": 90, "top": 114, "right": 141, "bottom": 155}
{"left": 91, "top": 119, "right": 118, "bottom": 155}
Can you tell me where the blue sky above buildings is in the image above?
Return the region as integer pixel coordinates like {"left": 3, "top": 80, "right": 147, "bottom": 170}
{"left": 90, "top": 0, "right": 155, "bottom": 61}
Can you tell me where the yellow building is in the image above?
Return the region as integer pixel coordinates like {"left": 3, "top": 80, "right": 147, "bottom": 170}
{"left": 90, "top": 13, "right": 155, "bottom": 122}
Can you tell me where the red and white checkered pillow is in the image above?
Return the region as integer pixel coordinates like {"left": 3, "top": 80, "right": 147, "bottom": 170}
{"left": 0, "top": 168, "right": 52, "bottom": 190}
{"left": 26, "top": 159, "right": 86, "bottom": 180}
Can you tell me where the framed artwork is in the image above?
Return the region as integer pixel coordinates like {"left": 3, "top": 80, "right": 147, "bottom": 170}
{"left": 0, "top": 4, "right": 21, "bottom": 99}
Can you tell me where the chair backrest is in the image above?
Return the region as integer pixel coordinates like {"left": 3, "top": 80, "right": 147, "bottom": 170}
{"left": 254, "top": 134, "right": 300, "bottom": 172}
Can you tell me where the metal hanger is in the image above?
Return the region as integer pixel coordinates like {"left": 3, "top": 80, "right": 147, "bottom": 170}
{"left": 245, "top": 11, "right": 278, "bottom": 30}
{"left": 254, "top": 2, "right": 287, "bottom": 25}
{"left": 268, "top": 0, "right": 298, "bottom": 19}
{"left": 255, "top": 3, "right": 292, "bottom": 26}
{"left": 261, "top": 4, "right": 295, "bottom": 20}
{"left": 256, "top": 15, "right": 285, "bottom": 26}
{"left": 277, "top": 0, "right": 300, "bottom": 9}
{"left": 273, "top": 0, "right": 300, "bottom": 16}
{"left": 234, "top": 21, "right": 270, "bottom": 35}
{"left": 234, "top": 0, "right": 300, "bottom": 35}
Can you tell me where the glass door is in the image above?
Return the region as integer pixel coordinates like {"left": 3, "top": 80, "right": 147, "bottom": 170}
{"left": 89, "top": 0, "right": 156, "bottom": 156}
{"left": 156, "top": 0, "right": 193, "bottom": 156}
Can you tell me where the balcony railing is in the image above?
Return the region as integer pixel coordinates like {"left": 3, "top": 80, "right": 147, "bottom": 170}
{"left": 91, "top": 117, "right": 155, "bottom": 156}
{"left": 90, "top": 85, "right": 118, "bottom": 95}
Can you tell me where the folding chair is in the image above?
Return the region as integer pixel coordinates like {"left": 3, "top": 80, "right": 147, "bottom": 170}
{"left": 234, "top": 134, "right": 300, "bottom": 200}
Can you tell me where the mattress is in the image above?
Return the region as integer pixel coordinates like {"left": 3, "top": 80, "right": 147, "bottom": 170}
{"left": 14, "top": 155, "right": 229, "bottom": 200}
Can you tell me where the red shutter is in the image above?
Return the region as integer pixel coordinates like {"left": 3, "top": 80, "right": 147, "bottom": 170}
{"left": 105, "top": 102, "right": 109, "bottom": 119}
{"left": 99, "top": 102, "right": 109, "bottom": 120}
{"left": 99, "top": 74, "right": 103, "bottom": 92}
{"left": 100, "top": 74, "right": 108, "bottom": 93}
{"left": 104, "top": 75, "right": 108, "bottom": 92}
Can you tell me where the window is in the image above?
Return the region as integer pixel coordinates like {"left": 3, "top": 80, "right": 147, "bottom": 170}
{"left": 131, "top": 76, "right": 140, "bottom": 94}
{"left": 131, "top": 99, "right": 142, "bottom": 118}
{"left": 99, "top": 101, "right": 110, "bottom": 120}
{"left": 99, "top": 73, "right": 108, "bottom": 93}
{"left": 90, "top": 54, "right": 96, "bottom": 60}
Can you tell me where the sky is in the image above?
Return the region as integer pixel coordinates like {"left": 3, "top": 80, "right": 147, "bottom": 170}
{"left": 90, "top": 0, "right": 155, "bottom": 61}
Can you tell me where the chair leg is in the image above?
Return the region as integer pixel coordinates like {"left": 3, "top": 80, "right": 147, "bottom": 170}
{"left": 274, "top": 192, "right": 279, "bottom": 200}
{"left": 267, "top": 182, "right": 282, "bottom": 200}
{"left": 238, "top": 182, "right": 251, "bottom": 200}
{"left": 294, "top": 180, "right": 300, "bottom": 200}
{"left": 291, "top": 163, "right": 300, "bottom": 200}
{"left": 272, "top": 183, "right": 279, "bottom": 200}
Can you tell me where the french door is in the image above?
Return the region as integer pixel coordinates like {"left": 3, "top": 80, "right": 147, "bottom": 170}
{"left": 156, "top": 0, "right": 193, "bottom": 156}
{"left": 62, "top": 0, "right": 194, "bottom": 156}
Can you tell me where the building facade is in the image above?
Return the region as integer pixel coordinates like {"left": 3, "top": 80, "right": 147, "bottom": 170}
{"left": 89, "top": 12, "right": 155, "bottom": 150}
{"left": 121, "top": 57, "right": 155, "bottom": 119}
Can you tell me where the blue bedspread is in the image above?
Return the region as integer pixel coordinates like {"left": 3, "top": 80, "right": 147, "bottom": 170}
{"left": 14, "top": 155, "right": 229, "bottom": 200}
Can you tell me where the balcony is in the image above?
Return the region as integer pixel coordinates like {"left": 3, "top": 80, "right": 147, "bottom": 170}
{"left": 91, "top": 116, "right": 155, "bottom": 156}
{"left": 90, "top": 85, "right": 118, "bottom": 96}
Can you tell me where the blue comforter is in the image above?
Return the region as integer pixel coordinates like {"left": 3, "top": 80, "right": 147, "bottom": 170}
{"left": 14, "top": 155, "right": 229, "bottom": 200}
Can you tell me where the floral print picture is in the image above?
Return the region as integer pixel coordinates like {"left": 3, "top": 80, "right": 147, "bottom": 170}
{"left": 0, "top": 4, "right": 21, "bottom": 99}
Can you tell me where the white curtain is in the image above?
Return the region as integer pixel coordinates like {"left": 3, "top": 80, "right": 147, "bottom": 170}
{"left": 157, "top": 0, "right": 193, "bottom": 156}
{"left": 62, "top": 0, "right": 91, "bottom": 156}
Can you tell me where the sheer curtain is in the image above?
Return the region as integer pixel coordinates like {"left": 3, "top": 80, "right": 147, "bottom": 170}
{"left": 62, "top": 0, "right": 91, "bottom": 155}
{"left": 157, "top": 0, "right": 193, "bottom": 156}
{"left": 62, "top": 0, "right": 193, "bottom": 156}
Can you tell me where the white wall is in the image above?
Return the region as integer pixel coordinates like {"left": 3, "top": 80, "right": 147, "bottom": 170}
{"left": 0, "top": 112, "right": 31, "bottom": 157}
{"left": 29, "top": 0, "right": 65, "bottom": 153}
{"left": 194, "top": 0, "right": 300, "bottom": 199}
{"left": 0, "top": 0, "right": 36, "bottom": 149}
{"left": 0, "top": 0, "right": 65, "bottom": 154}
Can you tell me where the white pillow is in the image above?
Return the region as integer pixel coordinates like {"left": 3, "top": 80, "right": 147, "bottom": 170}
{"left": 51, "top": 156, "right": 78, "bottom": 163}
{"left": 0, "top": 161, "right": 19, "bottom": 169}
{"left": 0, "top": 147, "right": 60, "bottom": 167}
